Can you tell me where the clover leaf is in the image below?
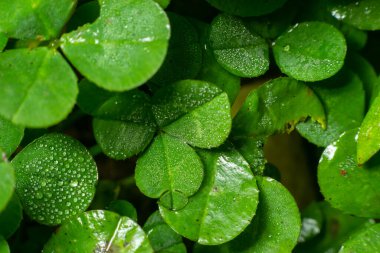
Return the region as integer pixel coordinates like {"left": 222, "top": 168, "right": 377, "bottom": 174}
{"left": 339, "top": 223, "right": 380, "bottom": 253}
{"left": 0, "top": 163, "right": 15, "bottom": 212}
{"left": 0, "top": 116, "right": 24, "bottom": 157}
{"left": 0, "top": 194, "right": 22, "bottom": 239}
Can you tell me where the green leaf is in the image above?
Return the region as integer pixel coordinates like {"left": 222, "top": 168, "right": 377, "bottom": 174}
{"left": 0, "top": 0, "right": 76, "bottom": 40}
{"left": 154, "top": 0, "right": 171, "bottom": 9}
{"left": 0, "top": 47, "right": 78, "bottom": 128}
{"left": 0, "top": 194, "right": 23, "bottom": 239}
{"left": 0, "top": 116, "right": 24, "bottom": 157}
{"left": 0, "top": 33, "right": 7, "bottom": 52}
{"left": 339, "top": 223, "right": 380, "bottom": 253}
{"left": 89, "top": 180, "right": 119, "bottom": 210}
{"left": 61, "top": 0, "right": 170, "bottom": 91}
{"left": 66, "top": 1, "right": 100, "bottom": 32}
{"left": 328, "top": 0, "right": 380, "bottom": 31}
{"left": 296, "top": 68, "right": 365, "bottom": 147}
{"left": 357, "top": 93, "right": 380, "bottom": 164}
{"left": 273, "top": 22, "right": 347, "bottom": 82}
{"left": 43, "top": 210, "right": 153, "bottom": 253}
{"left": 159, "top": 146, "right": 259, "bottom": 245}
{"left": 152, "top": 80, "right": 231, "bottom": 148}
{"left": 143, "top": 211, "right": 186, "bottom": 253}
{"left": 0, "top": 163, "right": 15, "bottom": 212}
{"left": 232, "top": 77, "right": 325, "bottom": 138}
{"left": 318, "top": 128, "right": 380, "bottom": 218}
{"left": 150, "top": 13, "right": 202, "bottom": 88}
{"left": 93, "top": 90, "right": 157, "bottom": 160}
{"left": 194, "top": 176, "right": 300, "bottom": 252}
{"left": 135, "top": 134, "right": 203, "bottom": 210}
{"left": 298, "top": 202, "right": 324, "bottom": 243}
{"left": 206, "top": 0, "right": 287, "bottom": 17}
{"left": 294, "top": 201, "right": 374, "bottom": 253}
{"left": 209, "top": 14, "right": 269, "bottom": 78}
{"left": 107, "top": 200, "right": 138, "bottom": 222}
{"left": 0, "top": 236, "right": 9, "bottom": 253}
{"left": 12, "top": 134, "right": 98, "bottom": 225}
{"left": 232, "top": 137, "right": 266, "bottom": 175}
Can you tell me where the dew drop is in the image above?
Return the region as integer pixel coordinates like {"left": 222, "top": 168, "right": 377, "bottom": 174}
{"left": 36, "top": 192, "right": 43, "bottom": 199}
{"left": 70, "top": 180, "right": 79, "bottom": 187}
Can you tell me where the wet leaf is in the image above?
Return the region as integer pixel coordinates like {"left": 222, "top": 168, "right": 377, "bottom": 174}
{"left": 209, "top": 14, "right": 269, "bottom": 78}
{"left": 12, "top": 134, "right": 98, "bottom": 225}
{"left": 206, "top": 0, "right": 287, "bottom": 17}
{"left": 0, "top": 47, "right": 78, "bottom": 128}
{"left": 318, "top": 128, "right": 380, "bottom": 218}
{"left": 328, "top": 0, "right": 380, "bottom": 31}
{"left": 152, "top": 80, "right": 231, "bottom": 148}
{"left": 43, "top": 210, "right": 153, "bottom": 253}
{"left": 160, "top": 146, "right": 259, "bottom": 245}
{"left": 107, "top": 200, "right": 138, "bottom": 222}
{"left": 273, "top": 22, "right": 346, "bottom": 82}
{"left": 93, "top": 90, "right": 157, "bottom": 160}
{"left": 339, "top": 223, "right": 380, "bottom": 253}
{"left": 135, "top": 134, "right": 203, "bottom": 210}
{"left": 357, "top": 94, "right": 380, "bottom": 164}
{"left": 0, "top": 194, "right": 23, "bottom": 239}
{"left": 297, "top": 69, "right": 365, "bottom": 147}
{"left": 143, "top": 211, "right": 186, "bottom": 253}
{"left": 0, "top": 163, "right": 15, "bottom": 212}
{"left": 0, "top": 0, "right": 76, "bottom": 40}
{"left": 232, "top": 77, "right": 325, "bottom": 138}
{"left": 232, "top": 137, "right": 266, "bottom": 175}
{"left": 0, "top": 116, "right": 24, "bottom": 157}
{"left": 194, "top": 176, "right": 300, "bottom": 252}
{"left": 61, "top": 0, "right": 170, "bottom": 91}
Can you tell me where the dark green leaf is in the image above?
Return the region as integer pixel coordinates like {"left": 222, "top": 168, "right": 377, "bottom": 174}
{"left": 206, "top": 0, "right": 287, "bottom": 17}
{"left": 339, "top": 223, "right": 380, "bottom": 253}
{"left": 152, "top": 80, "right": 231, "bottom": 148}
{"left": 273, "top": 22, "right": 347, "bottom": 82}
{"left": 150, "top": 13, "right": 202, "bottom": 88}
{"left": 0, "top": 236, "right": 9, "bottom": 253}
{"left": 66, "top": 1, "right": 100, "bottom": 32}
{"left": 61, "top": 0, "right": 170, "bottom": 91}
{"left": 194, "top": 176, "right": 300, "bottom": 252}
{"left": 357, "top": 93, "right": 380, "bottom": 164}
{"left": 298, "top": 202, "right": 324, "bottom": 243}
{"left": 233, "top": 137, "right": 266, "bottom": 175}
{"left": 232, "top": 77, "right": 325, "bottom": 138}
{"left": 0, "top": 163, "right": 14, "bottom": 212}
{"left": 160, "top": 146, "right": 259, "bottom": 245}
{"left": 43, "top": 210, "right": 153, "bottom": 253}
{"left": 0, "top": 0, "right": 76, "bottom": 40}
{"left": 328, "top": 0, "right": 380, "bottom": 31}
{"left": 0, "top": 116, "right": 24, "bottom": 157}
{"left": 296, "top": 69, "right": 365, "bottom": 147}
{"left": 93, "top": 90, "right": 156, "bottom": 159}
{"left": 143, "top": 211, "right": 186, "bottom": 253}
{"left": 0, "top": 194, "right": 22, "bottom": 239}
{"left": 209, "top": 14, "right": 269, "bottom": 78}
{"left": 318, "top": 128, "right": 380, "bottom": 218}
{"left": 107, "top": 200, "right": 138, "bottom": 222}
{"left": 12, "top": 134, "right": 98, "bottom": 225}
{"left": 89, "top": 180, "right": 119, "bottom": 210}
{"left": 0, "top": 47, "right": 78, "bottom": 128}
{"left": 135, "top": 134, "right": 203, "bottom": 210}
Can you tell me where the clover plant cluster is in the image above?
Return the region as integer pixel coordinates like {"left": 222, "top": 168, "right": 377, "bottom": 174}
{"left": 1, "top": 0, "right": 380, "bottom": 252}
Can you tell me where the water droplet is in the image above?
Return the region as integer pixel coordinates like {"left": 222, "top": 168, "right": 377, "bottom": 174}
{"left": 70, "top": 180, "right": 78, "bottom": 187}
{"left": 283, "top": 45, "right": 290, "bottom": 52}
{"left": 36, "top": 192, "right": 43, "bottom": 199}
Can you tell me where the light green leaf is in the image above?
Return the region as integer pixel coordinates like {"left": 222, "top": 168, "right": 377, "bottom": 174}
{"left": 160, "top": 146, "right": 259, "bottom": 245}
{"left": 0, "top": 116, "right": 24, "bottom": 157}
{"left": 297, "top": 68, "right": 365, "bottom": 147}
{"left": 318, "top": 128, "right": 380, "bottom": 218}
{"left": 152, "top": 80, "right": 231, "bottom": 148}
{"left": 194, "top": 176, "right": 300, "bottom": 252}
{"left": 209, "top": 14, "right": 269, "bottom": 78}
{"left": 12, "top": 134, "right": 98, "bottom": 225}
{"left": 61, "top": 0, "right": 170, "bottom": 91}
{"left": 339, "top": 223, "right": 380, "bottom": 253}
{"left": 273, "top": 22, "right": 347, "bottom": 82}
{"left": 0, "top": 194, "right": 23, "bottom": 239}
{"left": 93, "top": 90, "right": 157, "bottom": 160}
{"left": 143, "top": 211, "right": 186, "bottom": 253}
{"left": 43, "top": 210, "right": 153, "bottom": 253}
{"left": 107, "top": 200, "right": 138, "bottom": 222}
{"left": 0, "top": 236, "right": 9, "bottom": 253}
{"left": 0, "top": 33, "right": 7, "bottom": 51}
{"left": 0, "top": 47, "right": 78, "bottom": 128}
{"left": 154, "top": 0, "right": 171, "bottom": 9}
{"left": 135, "top": 134, "right": 203, "bottom": 210}
{"left": 206, "top": 0, "right": 287, "bottom": 17}
{"left": 232, "top": 77, "right": 325, "bottom": 138}
{"left": 0, "top": 163, "right": 15, "bottom": 212}
{"left": 150, "top": 13, "right": 202, "bottom": 88}
{"left": 328, "top": 0, "right": 380, "bottom": 31}
{"left": 0, "top": 0, "right": 76, "bottom": 40}
{"left": 357, "top": 93, "right": 380, "bottom": 164}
